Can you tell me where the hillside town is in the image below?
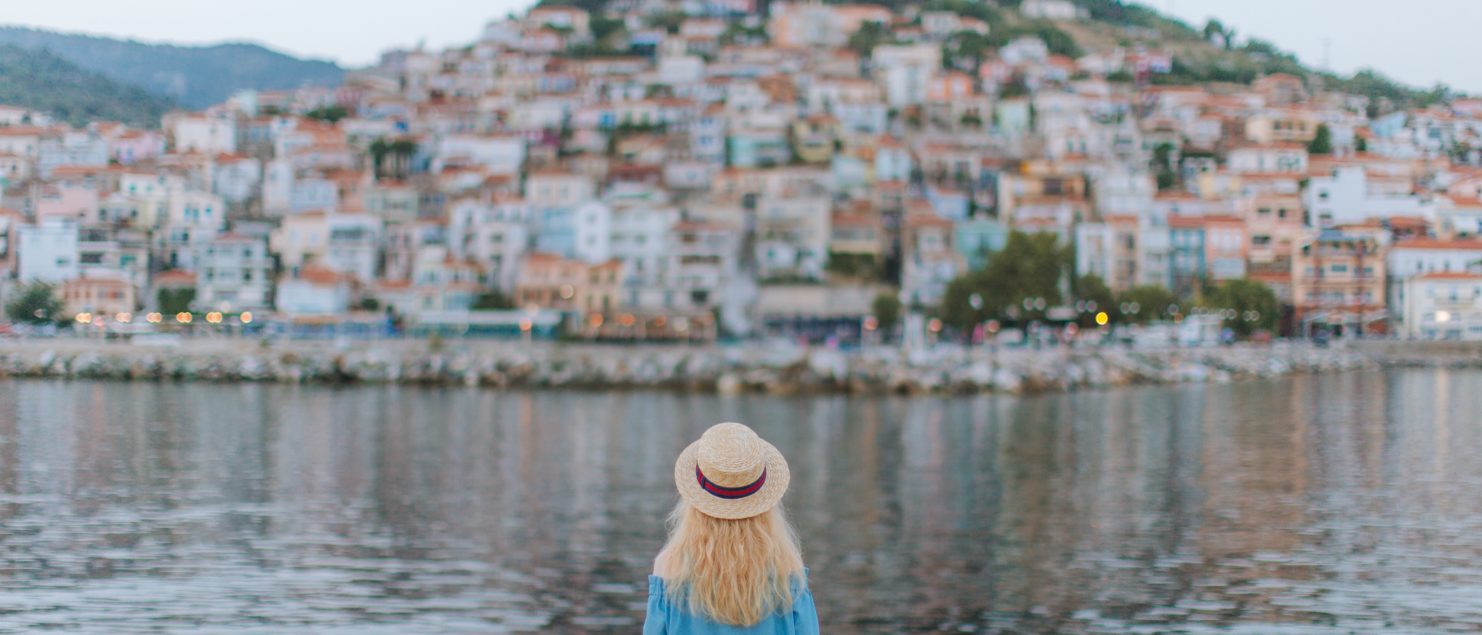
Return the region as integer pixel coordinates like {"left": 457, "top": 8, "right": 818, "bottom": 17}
{"left": 3, "top": 0, "right": 1482, "bottom": 344}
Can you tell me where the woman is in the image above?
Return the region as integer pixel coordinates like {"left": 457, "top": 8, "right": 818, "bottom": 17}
{"left": 644, "top": 422, "right": 819, "bottom": 634}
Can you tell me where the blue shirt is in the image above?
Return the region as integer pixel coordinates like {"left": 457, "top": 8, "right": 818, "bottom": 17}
{"left": 643, "top": 573, "right": 819, "bottom": 635}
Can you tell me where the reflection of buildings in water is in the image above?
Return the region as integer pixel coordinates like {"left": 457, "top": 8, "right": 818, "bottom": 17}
{"left": 6, "top": 377, "right": 1482, "bottom": 632}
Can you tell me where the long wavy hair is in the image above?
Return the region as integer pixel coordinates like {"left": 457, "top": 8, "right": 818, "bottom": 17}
{"left": 655, "top": 499, "right": 805, "bottom": 626}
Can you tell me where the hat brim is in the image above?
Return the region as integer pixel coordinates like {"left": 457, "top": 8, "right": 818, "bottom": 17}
{"left": 674, "top": 437, "right": 790, "bottom": 520}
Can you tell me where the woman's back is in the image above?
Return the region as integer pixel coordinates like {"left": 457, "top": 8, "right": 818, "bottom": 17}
{"left": 643, "top": 422, "right": 820, "bottom": 635}
{"left": 644, "top": 573, "right": 818, "bottom": 635}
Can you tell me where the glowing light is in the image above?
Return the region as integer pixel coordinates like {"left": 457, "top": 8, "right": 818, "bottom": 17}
{"left": 146, "top": 312, "right": 163, "bottom": 324}
{"left": 205, "top": 311, "right": 224, "bottom": 324}
{"left": 176, "top": 312, "right": 193, "bottom": 324}
{"left": 559, "top": 284, "right": 575, "bottom": 300}
{"left": 239, "top": 312, "right": 253, "bottom": 324}
{"left": 1095, "top": 311, "right": 1109, "bottom": 326}
{"left": 927, "top": 318, "right": 943, "bottom": 333}
{"left": 588, "top": 313, "right": 604, "bottom": 327}
{"left": 863, "top": 316, "right": 879, "bottom": 331}
{"left": 518, "top": 318, "right": 533, "bottom": 332}
{"left": 1437, "top": 310, "right": 1453, "bottom": 323}
{"left": 74, "top": 312, "right": 92, "bottom": 324}
{"left": 115, "top": 312, "right": 132, "bottom": 323}
{"left": 618, "top": 313, "right": 636, "bottom": 327}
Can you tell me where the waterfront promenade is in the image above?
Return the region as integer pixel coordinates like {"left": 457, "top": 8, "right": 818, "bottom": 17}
{"left": 1, "top": 338, "right": 1477, "bottom": 394}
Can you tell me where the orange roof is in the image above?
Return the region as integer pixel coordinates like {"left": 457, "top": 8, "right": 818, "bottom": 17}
{"left": 1414, "top": 272, "right": 1482, "bottom": 281}
{"left": 295, "top": 267, "right": 356, "bottom": 285}
{"left": 1393, "top": 239, "right": 1482, "bottom": 251}
{"left": 1167, "top": 215, "right": 1205, "bottom": 229}
{"left": 154, "top": 270, "right": 197, "bottom": 284}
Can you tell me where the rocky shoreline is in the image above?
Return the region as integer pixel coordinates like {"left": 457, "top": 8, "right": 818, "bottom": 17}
{"left": 2, "top": 339, "right": 1479, "bottom": 395}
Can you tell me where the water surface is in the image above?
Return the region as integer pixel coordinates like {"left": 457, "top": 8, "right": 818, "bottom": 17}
{"left": 1, "top": 371, "right": 1481, "bottom": 633}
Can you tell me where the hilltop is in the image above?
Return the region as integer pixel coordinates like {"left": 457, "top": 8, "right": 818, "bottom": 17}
{"left": 539, "top": 0, "right": 1449, "bottom": 113}
{"left": 0, "top": 44, "right": 173, "bottom": 127}
{"left": 0, "top": 26, "right": 345, "bottom": 110}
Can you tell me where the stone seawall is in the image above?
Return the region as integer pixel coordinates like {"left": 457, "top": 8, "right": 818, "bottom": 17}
{"left": 3, "top": 339, "right": 1477, "bottom": 395}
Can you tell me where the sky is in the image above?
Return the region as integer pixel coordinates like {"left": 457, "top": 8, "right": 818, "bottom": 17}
{"left": 1158, "top": 0, "right": 1482, "bottom": 93}
{"left": 4, "top": 0, "right": 1481, "bottom": 92}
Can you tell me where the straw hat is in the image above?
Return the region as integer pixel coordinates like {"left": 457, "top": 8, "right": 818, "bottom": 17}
{"left": 674, "top": 422, "right": 791, "bottom": 520}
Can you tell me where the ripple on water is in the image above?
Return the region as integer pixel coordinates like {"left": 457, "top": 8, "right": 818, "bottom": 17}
{"left": 0, "top": 373, "right": 1480, "bottom": 632}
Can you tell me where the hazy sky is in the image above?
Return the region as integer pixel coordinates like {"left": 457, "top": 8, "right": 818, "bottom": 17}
{"left": 1158, "top": 0, "right": 1482, "bottom": 93}
{"left": 5, "top": 0, "right": 1481, "bottom": 92}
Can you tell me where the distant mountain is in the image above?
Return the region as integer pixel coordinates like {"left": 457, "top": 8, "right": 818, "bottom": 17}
{"left": 0, "top": 26, "right": 345, "bottom": 110}
{"left": 0, "top": 44, "right": 173, "bottom": 127}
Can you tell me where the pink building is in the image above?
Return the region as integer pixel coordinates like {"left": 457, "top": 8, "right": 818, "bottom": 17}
{"left": 109, "top": 130, "right": 167, "bottom": 165}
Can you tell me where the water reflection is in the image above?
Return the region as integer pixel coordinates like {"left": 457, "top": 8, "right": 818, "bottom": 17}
{"left": 0, "top": 371, "right": 1480, "bottom": 632}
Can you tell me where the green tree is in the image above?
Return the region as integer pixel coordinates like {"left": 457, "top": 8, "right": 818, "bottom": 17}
{"left": 1072, "top": 274, "right": 1115, "bottom": 326}
{"left": 872, "top": 292, "right": 902, "bottom": 333}
{"left": 5, "top": 282, "right": 64, "bottom": 325}
{"left": 1152, "top": 142, "right": 1178, "bottom": 190}
{"left": 370, "top": 138, "right": 418, "bottom": 179}
{"left": 1355, "top": 136, "right": 1368, "bottom": 153}
{"left": 1202, "top": 19, "right": 1236, "bottom": 50}
{"left": 472, "top": 290, "right": 515, "bottom": 310}
{"left": 1308, "top": 123, "right": 1333, "bottom": 155}
{"left": 847, "top": 21, "right": 896, "bottom": 59}
{"left": 943, "top": 30, "right": 992, "bottom": 72}
{"left": 305, "top": 105, "right": 348, "bottom": 123}
{"left": 1200, "top": 279, "right": 1279, "bottom": 337}
{"left": 590, "top": 15, "right": 626, "bottom": 42}
{"left": 157, "top": 287, "right": 195, "bottom": 314}
{"left": 1116, "top": 285, "right": 1179, "bottom": 324}
{"left": 939, "top": 231, "right": 1071, "bottom": 331}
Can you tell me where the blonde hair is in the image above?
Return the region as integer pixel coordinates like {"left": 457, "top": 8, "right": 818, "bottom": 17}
{"left": 655, "top": 499, "right": 805, "bottom": 626}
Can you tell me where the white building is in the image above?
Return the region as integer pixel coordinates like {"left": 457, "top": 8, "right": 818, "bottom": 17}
{"left": 754, "top": 195, "right": 830, "bottom": 280}
{"left": 1386, "top": 239, "right": 1482, "bottom": 321}
{"left": 1303, "top": 166, "right": 1432, "bottom": 228}
{"left": 275, "top": 269, "right": 354, "bottom": 315}
{"left": 433, "top": 134, "right": 526, "bottom": 175}
{"left": 873, "top": 44, "right": 941, "bottom": 108}
{"left": 447, "top": 196, "right": 531, "bottom": 292}
{"left": 170, "top": 115, "right": 238, "bottom": 155}
{"left": 37, "top": 131, "right": 108, "bottom": 179}
{"left": 193, "top": 234, "right": 273, "bottom": 311}
{"left": 1401, "top": 272, "right": 1482, "bottom": 340}
{"left": 212, "top": 156, "right": 263, "bottom": 209}
{"left": 270, "top": 212, "right": 384, "bottom": 282}
{"left": 610, "top": 202, "right": 680, "bottom": 307}
{"left": 1226, "top": 144, "right": 1309, "bottom": 174}
{"left": 1020, "top": 0, "right": 1086, "bottom": 20}
{"left": 18, "top": 218, "right": 79, "bottom": 283}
